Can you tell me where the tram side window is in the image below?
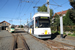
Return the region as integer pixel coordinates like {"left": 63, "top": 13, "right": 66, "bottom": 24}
{"left": 31, "top": 21, "right": 34, "bottom": 28}
{"left": 35, "top": 19, "right": 39, "bottom": 28}
{"left": 29, "top": 21, "right": 33, "bottom": 28}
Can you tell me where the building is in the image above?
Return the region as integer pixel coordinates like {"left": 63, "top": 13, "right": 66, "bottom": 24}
{"left": 0, "top": 21, "right": 11, "bottom": 30}
{"left": 54, "top": 10, "right": 67, "bottom": 16}
{"left": 51, "top": 10, "right": 67, "bottom": 24}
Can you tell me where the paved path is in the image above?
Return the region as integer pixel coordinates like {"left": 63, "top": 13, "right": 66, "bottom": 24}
{"left": 20, "top": 30, "right": 50, "bottom": 50}
{"left": 0, "top": 30, "right": 14, "bottom": 50}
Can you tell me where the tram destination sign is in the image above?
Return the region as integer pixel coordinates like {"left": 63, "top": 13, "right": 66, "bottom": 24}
{"left": 40, "top": 17, "right": 49, "bottom": 19}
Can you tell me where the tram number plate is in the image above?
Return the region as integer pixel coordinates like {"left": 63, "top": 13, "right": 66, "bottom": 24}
{"left": 45, "top": 30, "right": 47, "bottom": 35}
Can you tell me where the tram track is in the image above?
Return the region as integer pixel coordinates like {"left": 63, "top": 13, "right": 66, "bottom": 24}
{"left": 30, "top": 34, "right": 75, "bottom": 50}
{"left": 12, "top": 33, "right": 18, "bottom": 50}
{"left": 18, "top": 33, "right": 30, "bottom": 50}
{"left": 12, "top": 33, "right": 30, "bottom": 50}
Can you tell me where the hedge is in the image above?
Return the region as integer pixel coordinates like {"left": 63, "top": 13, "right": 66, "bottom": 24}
{"left": 51, "top": 26, "right": 75, "bottom": 32}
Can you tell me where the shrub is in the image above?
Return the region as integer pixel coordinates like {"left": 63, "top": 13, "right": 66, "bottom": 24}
{"left": 51, "top": 26, "right": 57, "bottom": 31}
{"left": 51, "top": 30, "right": 56, "bottom": 33}
{"left": 63, "top": 32, "right": 66, "bottom": 35}
{"left": 64, "top": 26, "right": 70, "bottom": 31}
{"left": 68, "top": 33, "right": 71, "bottom": 35}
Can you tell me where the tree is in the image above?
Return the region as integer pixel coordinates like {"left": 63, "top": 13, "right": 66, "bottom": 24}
{"left": 69, "top": 0, "right": 75, "bottom": 22}
{"left": 69, "top": 9, "right": 75, "bottom": 23}
{"left": 63, "top": 10, "right": 74, "bottom": 26}
{"left": 18, "top": 25, "right": 23, "bottom": 28}
{"left": 37, "top": 5, "right": 47, "bottom": 12}
{"left": 69, "top": 0, "right": 75, "bottom": 9}
{"left": 53, "top": 13, "right": 60, "bottom": 26}
{"left": 50, "top": 9, "right": 54, "bottom": 17}
{"left": 37, "top": 5, "right": 54, "bottom": 17}
{"left": 53, "top": 13, "right": 60, "bottom": 31}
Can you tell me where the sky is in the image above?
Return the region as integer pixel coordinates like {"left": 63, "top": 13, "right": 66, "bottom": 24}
{"left": 0, "top": 0, "right": 72, "bottom": 25}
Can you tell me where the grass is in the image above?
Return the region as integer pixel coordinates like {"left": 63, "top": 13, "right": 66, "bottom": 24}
{"left": 68, "top": 33, "right": 75, "bottom": 37}
{"left": 70, "top": 33, "right": 75, "bottom": 37}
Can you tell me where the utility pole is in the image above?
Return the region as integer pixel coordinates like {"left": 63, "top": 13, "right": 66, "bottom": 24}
{"left": 20, "top": 19, "right": 21, "bottom": 29}
{"left": 47, "top": 0, "right": 50, "bottom": 17}
{"left": 27, "top": 19, "right": 28, "bottom": 24}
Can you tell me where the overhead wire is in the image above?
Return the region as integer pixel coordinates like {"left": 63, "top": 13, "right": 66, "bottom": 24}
{"left": 50, "top": 4, "right": 61, "bottom": 7}
{"left": 17, "top": 0, "right": 22, "bottom": 19}
{"left": 30, "top": 0, "right": 41, "bottom": 14}
{"left": 13, "top": 1, "right": 20, "bottom": 18}
{"left": 16, "top": 0, "right": 34, "bottom": 19}
{"left": 0, "top": 0, "right": 9, "bottom": 10}
{"left": 50, "top": 5, "right": 61, "bottom": 17}
{"left": 54, "top": 0, "right": 68, "bottom": 9}
{"left": 21, "top": 2, "right": 26, "bottom": 14}
{"left": 25, "top": 0, "right": 35, "bottom": 13}
{"left": 52, "top": 0, "right": 59, "bottom": 5}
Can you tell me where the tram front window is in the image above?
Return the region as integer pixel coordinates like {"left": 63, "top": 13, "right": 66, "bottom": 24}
{"left": 11, "top": 26, "right": 15, "bottom": 28}
{"left": 35, "top": 17, "right": 50, "bottom": 28}
{"left": 39, "top": 20, "right": 50, "bottom": 28}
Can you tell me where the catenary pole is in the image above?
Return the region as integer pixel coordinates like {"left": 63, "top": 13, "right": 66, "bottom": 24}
{"left": 47, "top": 0, "right": 50, "bottom": 17}
{"left": 60, "top": 16, "right": 63, "bottom": 38}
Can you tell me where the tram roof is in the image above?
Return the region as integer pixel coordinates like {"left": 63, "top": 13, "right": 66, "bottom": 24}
{"left": 33, "top": 12, "right": 50, "bottom": 18}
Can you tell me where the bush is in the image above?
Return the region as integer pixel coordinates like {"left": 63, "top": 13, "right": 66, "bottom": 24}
{"left": 68, "top": 33, "right": 71, "bottom": 35}
{"left": 51, "top": 30, "right": 56, "bottom": 33}
{"left": 51, "top": 26, "right": 57, "bottom": 31}
{"left": 63, "top": 32, "right": 66, "bottom": 35}
{"left": 64, "top": 26, "right": 75, "bottom": 32}
{"left": 73, "top": 31, "right": 75, "bottom": 33}
{"left": 64, "top": 26, "right": 70, "bottom": 31}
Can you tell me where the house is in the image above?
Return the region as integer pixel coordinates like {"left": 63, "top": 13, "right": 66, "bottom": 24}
{"left": 51, "top": 10, "right": 67, "bottom": 23}
{"left": 0, "top": 21, "right": 11, "bottom": 30}
{"left": 54, "top": 10, "right": 67, "bottom": 16}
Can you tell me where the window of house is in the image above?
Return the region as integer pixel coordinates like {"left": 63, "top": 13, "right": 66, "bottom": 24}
{"left": 5, "top": 23, "right": 6, "bottom": 26}
{"left": 2, "top": 23, "right": 4, "bottom": 26}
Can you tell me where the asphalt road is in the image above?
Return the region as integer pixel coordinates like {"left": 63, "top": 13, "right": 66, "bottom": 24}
{"left": 0, "top": 29, "right": 50, "bottom": 50}
{"left": 0, "top": 30, "right": 14, "bottom": 50}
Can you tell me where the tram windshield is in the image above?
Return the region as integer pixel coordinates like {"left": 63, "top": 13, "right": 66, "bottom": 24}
{"left": 35, "top": 17, "right": 50, "bottom": 28}
{"left": 11, "top": 25, "right": 15, "bottom": 28}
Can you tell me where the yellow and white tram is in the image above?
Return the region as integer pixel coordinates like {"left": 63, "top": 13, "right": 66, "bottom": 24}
{"left": 24, "top": 12, "right": 51, "bottom": 39}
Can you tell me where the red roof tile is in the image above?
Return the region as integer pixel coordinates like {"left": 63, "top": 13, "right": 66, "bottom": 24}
{"left": 54, "top": 10, "right": 67, "bottom": 16}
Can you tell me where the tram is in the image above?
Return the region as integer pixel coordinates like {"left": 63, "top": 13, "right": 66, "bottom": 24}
{"left": 6, "top": 25, "right": 15, "bottom": 33}
{"left": 24, "top": 12, "right": 51, "bottom": 39}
